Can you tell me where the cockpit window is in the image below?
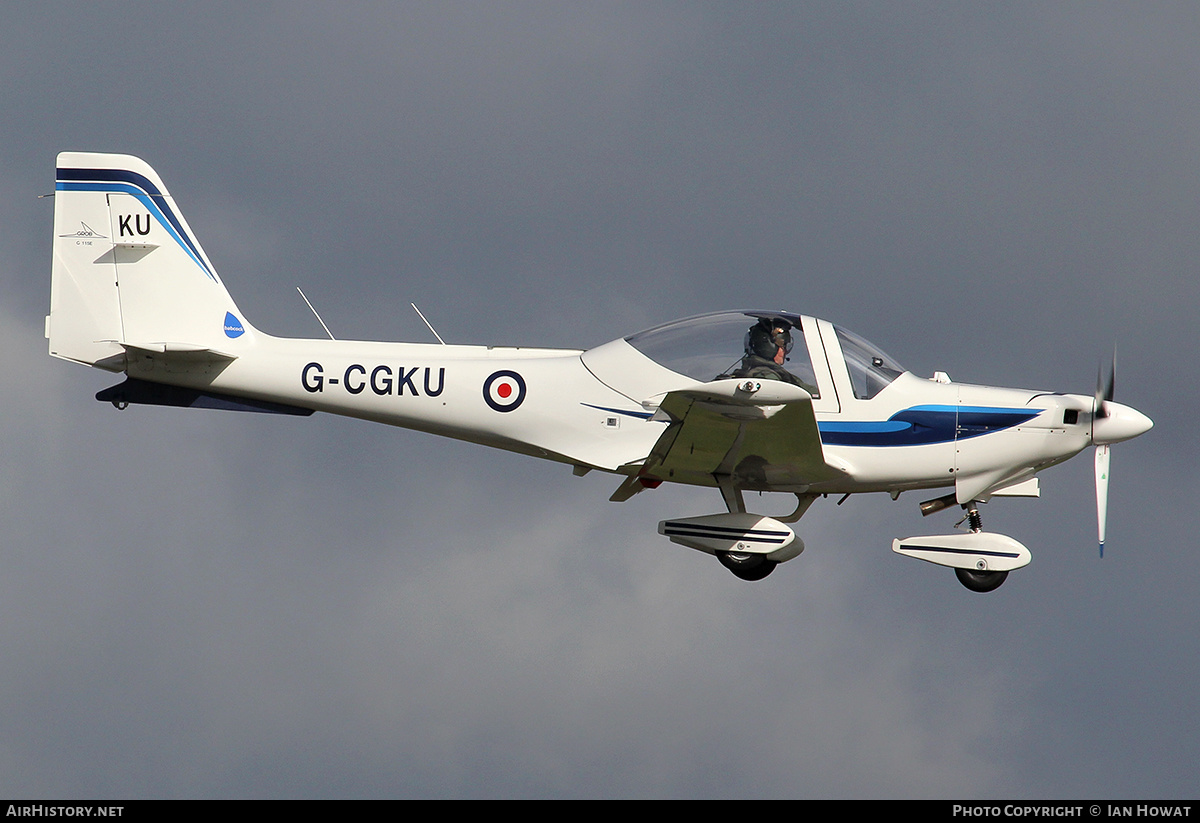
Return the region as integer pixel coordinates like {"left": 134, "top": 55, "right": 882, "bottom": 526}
{"left": 626, "top": 311, "right": 819, "bottom": 396}
{"left": 835, "top": 325, "right": 905, "bottom": 399}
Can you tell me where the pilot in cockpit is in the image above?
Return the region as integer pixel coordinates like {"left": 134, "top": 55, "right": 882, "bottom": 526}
{"left": 733, "top": 316, "right": 816, "bottom": 393}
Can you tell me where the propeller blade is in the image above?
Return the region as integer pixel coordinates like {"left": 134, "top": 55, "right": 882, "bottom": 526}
{"left": 1094, "top": 354, "right": 1116, "bottom": 419}
{"left": 1095, "top": 444, "right": 1110, "bottom": 557}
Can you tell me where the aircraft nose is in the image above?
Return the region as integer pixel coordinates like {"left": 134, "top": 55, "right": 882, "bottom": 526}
{"left": 1093, "top": 402, "right": 1153, "bottom": 445}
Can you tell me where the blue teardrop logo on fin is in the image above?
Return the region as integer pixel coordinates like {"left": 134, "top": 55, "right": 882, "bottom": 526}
{"left": 223, "top": 312, "right": 245, "bottom": 338}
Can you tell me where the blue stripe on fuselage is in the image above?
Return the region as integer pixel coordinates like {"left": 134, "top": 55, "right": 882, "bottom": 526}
{"left": 818, "top": 405, "right": 1040, "bottom": 447}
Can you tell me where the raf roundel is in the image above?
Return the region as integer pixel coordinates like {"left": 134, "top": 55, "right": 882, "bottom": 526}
{"left": 483, "top": 370, "right": 526, "bottom": 412}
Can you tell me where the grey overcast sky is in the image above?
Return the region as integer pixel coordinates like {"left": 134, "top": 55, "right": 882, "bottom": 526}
{"left": 1, "top": 2, "right": 1196, "bottom": 798}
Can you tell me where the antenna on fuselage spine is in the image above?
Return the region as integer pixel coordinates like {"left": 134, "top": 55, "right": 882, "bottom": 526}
{"left": 410, "top": 302, "right": 447, "bottom": 345}
{"left": 296, "top": 287, "right": 336, "bottom": 340}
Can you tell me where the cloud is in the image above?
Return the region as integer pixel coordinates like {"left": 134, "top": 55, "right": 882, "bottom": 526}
{"left": 0, "top": 2, "right": 1194, "bottom": 799}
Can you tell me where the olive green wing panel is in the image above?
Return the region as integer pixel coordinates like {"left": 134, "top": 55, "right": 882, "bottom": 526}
{"left": 642, "top": 383, "right": 840, "bottom": 490}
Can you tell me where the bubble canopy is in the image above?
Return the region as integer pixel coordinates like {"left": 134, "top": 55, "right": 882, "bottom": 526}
{"left": 624, "top": 310, "right": 906, "bottom": 400}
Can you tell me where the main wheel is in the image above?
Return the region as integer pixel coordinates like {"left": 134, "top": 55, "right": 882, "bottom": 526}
{"left": 717, "top": 551, "right": 778, "bottom": 581}
{"left": 955, "top": 567, "right": 1008, "bottom": 593}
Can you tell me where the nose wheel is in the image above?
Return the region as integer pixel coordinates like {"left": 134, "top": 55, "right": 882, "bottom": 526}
{"left": 952, "top": 502, "right": 1008, "bottom": 593}
{"left": 955, "top": 566, "right": 1008, "bottom": 593}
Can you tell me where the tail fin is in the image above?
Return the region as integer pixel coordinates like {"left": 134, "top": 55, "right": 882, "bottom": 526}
{"left": 48, "top": 152, "right": 252, "bottom": 370}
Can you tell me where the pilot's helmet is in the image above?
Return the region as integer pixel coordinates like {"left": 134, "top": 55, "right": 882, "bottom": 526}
{"left": 746, "top": 317, "right": 794, "bottom": 360}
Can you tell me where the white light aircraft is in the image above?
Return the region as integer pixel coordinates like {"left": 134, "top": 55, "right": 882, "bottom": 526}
{"left": 48, "top": 153, "right": 1153, "bottom": 592}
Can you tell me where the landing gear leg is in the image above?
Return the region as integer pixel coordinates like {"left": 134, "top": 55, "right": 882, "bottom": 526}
{"left": 711, "top": 474, "right": 778, "bottom": 580}
{"left": 965, "top": 503, "right": 983, "bottom": 534}
{"left": 953, "top": 502, "right": 1008, "bottom": 593}
{"left": 716, "top": 475, "right": 745, "bottom": 514}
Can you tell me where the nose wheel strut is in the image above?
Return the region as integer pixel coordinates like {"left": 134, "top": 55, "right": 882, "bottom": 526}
{"left": 956, "top": 503, "right": 984, "bottom": 533}
{"left": 952, "top": 502, "right": 1008, "bottom": 593}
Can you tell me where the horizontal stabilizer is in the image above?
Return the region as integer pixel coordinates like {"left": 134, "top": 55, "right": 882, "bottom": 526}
{"left": 97, "top": 378, "right": 314, "bottom": 416}
{"left": 892, "top": 532, "right": 1031, "bottom": 572}
{"left": 122, "top": 342, "right": 238, "bottom": 361}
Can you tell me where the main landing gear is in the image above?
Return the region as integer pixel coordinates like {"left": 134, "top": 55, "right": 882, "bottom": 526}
{"left": 717, "top": 550, "right": 778, "bottom": 581}
{"left": 658, "top": 484, "right": 812, "bottom": 582}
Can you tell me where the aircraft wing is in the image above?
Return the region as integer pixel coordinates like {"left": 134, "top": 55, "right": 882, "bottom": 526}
{"left": 613, "top": 378, "right": 845, "bottom": 499}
